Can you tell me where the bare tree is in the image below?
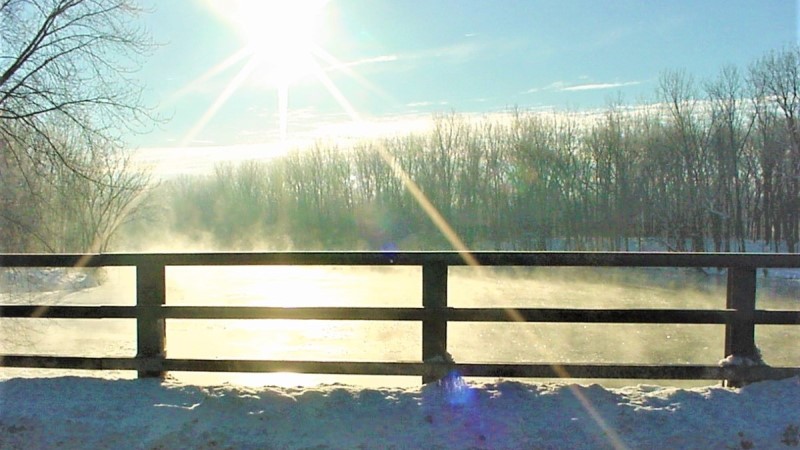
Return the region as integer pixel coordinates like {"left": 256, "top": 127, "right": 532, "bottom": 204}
{"left": 705, "top": 65, "right": 755, "bottom": 252}
{"left": 52, "top": 136, "right": 151, "bottom": 252}
{"left": 748, "top": 46, "right": 800, "bottom": 252}
{"left": 0, "top": 0, "right": 155, "bottom": 251}
{"left": 657, "top": 69, "right": 712, "bottom": 251}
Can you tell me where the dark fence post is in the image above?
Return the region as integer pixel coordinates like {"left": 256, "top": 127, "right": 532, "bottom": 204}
{"left": 724, "top": 267, "right": 757, "bottom": 387}
{"left": 136, "top": 262, "right": 166, "bottom": 378}
{"left": 422, "top": 263, "right": 449, "bottom": 383}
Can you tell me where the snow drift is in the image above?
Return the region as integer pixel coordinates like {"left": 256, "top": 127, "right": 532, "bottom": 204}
{"left": 1, "top": 374, "right": 799, "bottom": 449}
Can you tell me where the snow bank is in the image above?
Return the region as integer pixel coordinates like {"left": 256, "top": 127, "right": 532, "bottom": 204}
{"left": 1, "top": 374, "right": 798, "bottom": 449}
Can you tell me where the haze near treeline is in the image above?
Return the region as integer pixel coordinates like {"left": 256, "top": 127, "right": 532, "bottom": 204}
{"left": 132, "top": 48, "right": 800, "bottom": 254}
{"left": 1, "top": 1, "right": 799, "bottom": 255}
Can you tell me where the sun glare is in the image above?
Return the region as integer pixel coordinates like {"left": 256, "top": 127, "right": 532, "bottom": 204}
{"left": 221, "top": 0, "right": 326, "bottom": 85}
{"left": 194, "top": 0, "right": 336, "bottom": 143}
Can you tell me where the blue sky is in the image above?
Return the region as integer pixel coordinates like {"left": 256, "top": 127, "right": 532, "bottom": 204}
{"left": 134, "top": 0, "right": 798, "bottom": 151}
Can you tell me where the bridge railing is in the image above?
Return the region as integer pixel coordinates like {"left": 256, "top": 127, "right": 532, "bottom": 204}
{"left": 1, "top": 252, "right": 798, "bottom": 386}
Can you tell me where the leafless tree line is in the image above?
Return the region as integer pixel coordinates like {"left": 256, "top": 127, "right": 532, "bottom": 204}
{"left": 161, "top": 46, "right": 800, "bottom": 252}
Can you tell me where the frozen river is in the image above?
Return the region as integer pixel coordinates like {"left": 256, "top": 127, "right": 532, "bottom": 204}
{"left": 1, "top": 266, "right": 798, "bottom": 387}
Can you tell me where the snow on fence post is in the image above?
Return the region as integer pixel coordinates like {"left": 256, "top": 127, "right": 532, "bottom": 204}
{"left": 422, "top": 263, "right": 449, "bottom": 383}
{"left": 136, "top": 261, "right": 166, "bottom": 378}
{"left": 724, "top": 267, "right": 758, "bottom": 387}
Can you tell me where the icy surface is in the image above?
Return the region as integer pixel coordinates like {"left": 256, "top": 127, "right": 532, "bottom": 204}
{"left": 1, "top": 374, "right": 799, "bottom": 449}
{"left": 0, "top": 268, "right": 99, "bottom": 293}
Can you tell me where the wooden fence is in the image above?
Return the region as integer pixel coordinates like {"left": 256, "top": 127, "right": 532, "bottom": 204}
{"left": 1, "top": 252, "right": 799, "bottom": 386}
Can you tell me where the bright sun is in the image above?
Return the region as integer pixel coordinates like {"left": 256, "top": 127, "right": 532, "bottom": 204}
{"left": 184, "top": 0, "right": 357, "bottom": 146}
{"left": 212, "top": 0, "right": 327, "bottom": 85}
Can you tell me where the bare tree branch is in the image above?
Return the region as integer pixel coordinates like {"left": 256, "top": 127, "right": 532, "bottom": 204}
{"left": 0, "top": 0, "right": 156, "bottom": 252}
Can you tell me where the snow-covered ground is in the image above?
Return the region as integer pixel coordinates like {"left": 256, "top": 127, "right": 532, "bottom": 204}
{"left": 1, "top": 248, "right": 797, "bottom": 448}
{"left": 0, "top": 374, "right": 799, "bottom": 449}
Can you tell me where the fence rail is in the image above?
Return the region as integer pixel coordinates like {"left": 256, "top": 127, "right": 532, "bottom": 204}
{"left": 1, "top": 251, "right": 799, "bottom": 385}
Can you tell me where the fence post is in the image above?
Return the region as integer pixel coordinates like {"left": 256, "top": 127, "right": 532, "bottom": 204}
{"left": 724, "top": 267, "right": 757, "bottom": 387}
{"left": 422, "top": 263, "right": 449, "bottom": 383}
{"left": 136, "top": 262, "right": 166, "bottom": 378}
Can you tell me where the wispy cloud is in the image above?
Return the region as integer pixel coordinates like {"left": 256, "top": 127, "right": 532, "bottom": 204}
{"left": 561, "top": 81, "right": 642, "bottom": 91}
{"left": 133, "top": 113, "right": 442, "bottom": 177}
{"left": 333, "top": 36, "right": 506, "bottom": 76}
{"left": 526, "top": 79, "right": 641, "bottom": 94}
{"left": 391, "top": 39, "right": 491, "bottom": 67}
{"left": 322, "top": 41, "right": 486, "bottom": 75}
{"left": 526, "top": 81, "right": 566, "bottom": 93}
{"left": 323, "top": 54, "right": 399, "bottom": 71}
{"left": 406, "top": 100, "right": 449, "bottom": 108}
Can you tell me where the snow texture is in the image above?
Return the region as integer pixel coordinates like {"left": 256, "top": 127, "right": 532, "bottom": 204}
{"left": 1, "top": 374, "right": 799, "bottom": 449}
{"left": 0, "top": 268, "right": 99, "bottom": 293}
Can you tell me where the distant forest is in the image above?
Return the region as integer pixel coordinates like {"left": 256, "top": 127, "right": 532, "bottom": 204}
{"left": 150, "top": 48, "right": 799, "bottom": 253}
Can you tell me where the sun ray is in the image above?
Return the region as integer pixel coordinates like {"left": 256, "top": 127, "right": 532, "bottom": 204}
{"left": 161, "top": 48, "right": 251, "bottom": 110}
{"left": 376, "top": 149, "right": 480, "bottom": 267}
{"left": 168, "top": 4, "right": 627, "bottom": 449}
{"left": 278, "top": 84, "right": 289, "bottom": 143}
{"left": 180, "top": 57, "right": 259, "bottom": 147}
{"left": 308, "top": 49, "right": 483, "bottom": 269}
{"left": 310, "top": 64, "right": 362, "bottom": 122}
{"left": 312, "top": 47, "right": 397, "bottom": 104}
